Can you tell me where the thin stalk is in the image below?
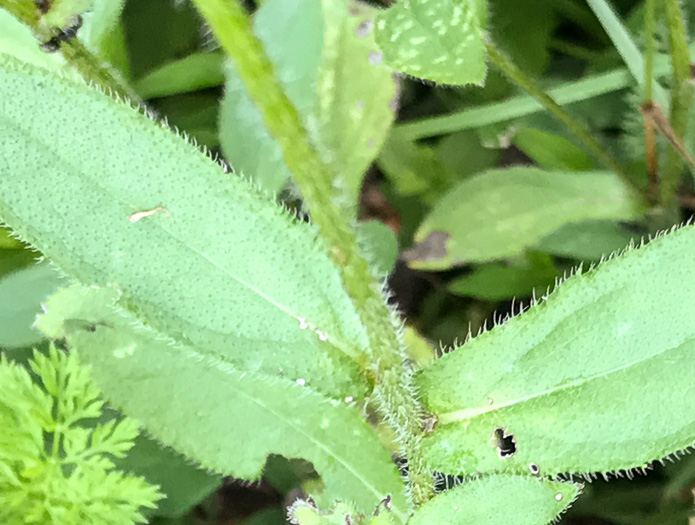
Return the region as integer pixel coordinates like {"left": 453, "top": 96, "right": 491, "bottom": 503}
{"left": 485, "top": 41, "right": 638, "bottom": 194}
{"left": 661, "top": 0, "right": 694, "bottom": 204}
{"left": 393, "top": 47, "right": 692, "bottom": 140}
{"left": 643, "top": 0, "right": 658, "bottom": 201}
{"left": 0, "top": 0, "right": 135, "bottom": 101}
{"left": 191, "top": 0, "right": 432, "bottom": 510}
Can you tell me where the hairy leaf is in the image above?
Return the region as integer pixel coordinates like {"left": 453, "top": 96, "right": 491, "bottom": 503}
{"left": 408, "top": 475, "right": 579, "bottom": 525}
{"left": 405, "top": 167, "right": 645, "bottom": 269}
{"left": 37, "top": 285, "right": 410, "bottom": 521}
{"left": 374, "top": 0, "right": 487, "bottom": 85}
{"left": 0, "top": 55, "right": 368, "bottom": 399}
{"left": 416, "top": 225, "right": 695, "bottom": 477}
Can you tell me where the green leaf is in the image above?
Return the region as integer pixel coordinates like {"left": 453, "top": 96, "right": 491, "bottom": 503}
{"left": 374, "top": 0, "right": 487, "bottom": 85}
{"left": 0, "top": 263, "right": 67, "bottom": 348}
{"left": 37, "top": 285, "right": 410, "bottom": 521}
{"left": 357, "top": 220, "right": 398, "bottom": 277}
{"left": 512, "top": 128, "right": 593, "bottom": 171}
{"left": 416, "top": 224, "right": 695, "bottom": 477}
{"left": 537, "top": 220, "right": 643, "bottom": 261}
{"left": 219, "top": 0, "right": 324, "bottom": 193}
{"left": 116, "top": 435, "right": 222, "bottom": 519}
{"left": 314, "top": 0, "right": 398, "bottom": 201}
{"left": 135, "top": 53, "right": 225, "bottom": 99}
{"left": 0, "top": 344, "right": 162, "bottom": 524}
{"left": 219, "top": 0, "right": 396, "bottom": 197}
{"left": 0, "top": 9, "right": 67, "bottom": 70}
{"left": 449, "top": 253, "right": 557, "bottom": 301}
{"left": 81, "top": 0, "right": 129, "bottom": 76}
{"left": 408, "top": 475, "right": 579, "bottom": 525}
{"left": 0, "top": 55, "right": 368, "bottom": 399}
{"left": 405, "top": 167, "right": 645, "bottom": 270}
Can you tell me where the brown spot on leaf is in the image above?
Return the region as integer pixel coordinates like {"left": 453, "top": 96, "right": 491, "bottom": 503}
{"left": 403, "top": 230, "right": 450, "bottom": 263}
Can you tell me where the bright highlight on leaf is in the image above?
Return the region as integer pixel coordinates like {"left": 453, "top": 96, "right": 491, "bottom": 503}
{"left": 408, "top": 475, "right": 579, "bottom": 525}
{"left": 416, "top": 224, "right": 695, "bottom": 477}
{"left": 0, "top": 344, "right": 162, "bottom": 524}
{"left": 374, "top": 0, "right": 487, "bottom": 85}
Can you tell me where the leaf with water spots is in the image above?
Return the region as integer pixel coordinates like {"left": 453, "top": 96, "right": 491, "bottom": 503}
{"left": 0, "top": 54, "right": 368, "bottom": 399}
{"left": 416, "top": 224, "right": 695, "bottom": 477}
{"left": 374, "top": 0, "right": 487, "bottom": 85}
{"left": 36, "top": 285, "right": 410, "bottom": 521}
{"left": 408, "top": 475, "right": 579, "bottom": 525}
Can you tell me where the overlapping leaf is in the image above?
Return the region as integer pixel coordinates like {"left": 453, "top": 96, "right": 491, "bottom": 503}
{"left": 36, "top": 285, "right": 409, "bottom": 521}
{"left": 0, "top": 54, "right": 367, "bottom": 399}
{"left": 416, "top": 225, "right": 695, "bottom": 477}
{"left": 405, "top": 167, "right": 645, "bottom": 270}
{"left": 408, "top": 475, "right": 579, "bottom": 525}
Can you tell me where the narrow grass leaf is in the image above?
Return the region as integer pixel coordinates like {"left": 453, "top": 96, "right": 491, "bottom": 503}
{"left": 135, "top": 53, "right": 225, "bottom": 99}
{"left": 416, "top": 225, "right": 695, "bottom": 477}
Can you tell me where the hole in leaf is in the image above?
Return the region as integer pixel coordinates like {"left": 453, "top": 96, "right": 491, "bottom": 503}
{"left": 494, "top": 427, "right": 517, "bottom": 458}
{"left": 529, "top": 462, "right": 540, "bottom": 476}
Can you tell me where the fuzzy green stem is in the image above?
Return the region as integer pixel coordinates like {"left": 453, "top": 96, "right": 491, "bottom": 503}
{"left": 0, "top": 0, "right": 135, "bottom": 101}
{"left": 191, "top": 0, "right": 432, "bottom": 509}
{"left": 486, "top": 41, "right": 639, "bottom": 195}
{"left": 661, "top": 0, "right": 694, "bottom": 204}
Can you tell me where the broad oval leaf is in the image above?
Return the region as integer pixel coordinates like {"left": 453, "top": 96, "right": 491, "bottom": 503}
{"left": 405, "top": 167, "right": 645, "bottom": 270}
{"left": 0, "top": 55, "right": 368, "bottom": 399}
{"left": 408, "top": 475, "right": 579, "bottom": 525}
{"left": 374, "top": 0, "right": 487, "bottom": 85}
{"left": 36, "top": 285, "right": 410, "bottom": 521}
{"left": 416, "top": 224, "right": 695, "bottom": 477}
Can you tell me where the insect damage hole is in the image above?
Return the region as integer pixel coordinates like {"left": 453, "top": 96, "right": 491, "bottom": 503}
{"left": 493, "top": 427, "right": 517, "bottom": 458}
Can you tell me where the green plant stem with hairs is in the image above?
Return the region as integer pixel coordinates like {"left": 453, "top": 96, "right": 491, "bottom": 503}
{"left": 485, "top": 41, "right": 641, "bottom": 199}
{"left": 661, "top": 0, "right": 694, "bottom": 204}
{"left": 0, "top": 0, "right": 135, "bottom": 101}
{"left": 190, "top": 0, "right": 432, "bottom": 508}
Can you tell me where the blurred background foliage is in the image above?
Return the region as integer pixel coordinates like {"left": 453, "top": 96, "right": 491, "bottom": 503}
{"left": 2, "top": 0, "right": 695, "bottom": 523}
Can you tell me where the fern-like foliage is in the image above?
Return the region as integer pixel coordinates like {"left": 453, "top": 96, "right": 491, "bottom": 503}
{"left": 0, "top": 344, "right": 162, "bottom": 524}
